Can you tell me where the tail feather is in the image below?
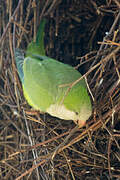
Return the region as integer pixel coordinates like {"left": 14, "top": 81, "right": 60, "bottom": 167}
{"left": 26, "top": 18, "right": 46, "bottom": 57}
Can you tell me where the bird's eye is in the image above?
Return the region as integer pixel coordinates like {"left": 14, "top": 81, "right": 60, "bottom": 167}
{"left": 75, "top": 112, "right": 78, "bottom": 115}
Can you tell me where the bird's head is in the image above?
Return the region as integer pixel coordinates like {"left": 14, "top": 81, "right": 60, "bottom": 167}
{"left": 46, "top": 104, "right": 92, "bottom": 128}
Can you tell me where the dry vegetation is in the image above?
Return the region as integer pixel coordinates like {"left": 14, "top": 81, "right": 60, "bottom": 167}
{"left": 0, "top": 0, "right": 120, "bottom": 179}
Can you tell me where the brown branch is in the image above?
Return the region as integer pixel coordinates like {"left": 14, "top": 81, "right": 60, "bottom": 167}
{"left": 0, "top": 0, "right": 23, "bottom": 45}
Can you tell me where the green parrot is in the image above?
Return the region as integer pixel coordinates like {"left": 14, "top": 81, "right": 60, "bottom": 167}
{"left": 15, "top": 19, "right": 92, "bottom": 127}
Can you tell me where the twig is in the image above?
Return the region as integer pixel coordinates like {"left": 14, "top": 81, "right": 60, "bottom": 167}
{"left": 0, "top": 0, "right": 23, "bottom": 45}
{"left": 90, "top": 11, "right": 120, "bottom": 67}
{"left": 52, "top": 125, "right": 79, "bottom": 159}
{"left": 23, "top": 110, "right": 40, "bottom": 180}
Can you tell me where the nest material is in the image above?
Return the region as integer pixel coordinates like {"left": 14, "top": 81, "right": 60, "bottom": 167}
{"left": 0, "top": 0, "right": 120, "bottom": 179}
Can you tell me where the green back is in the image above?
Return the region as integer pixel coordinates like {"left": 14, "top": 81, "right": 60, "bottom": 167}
{"left": 23, "top": 55, "right": 91, "bottom": 112}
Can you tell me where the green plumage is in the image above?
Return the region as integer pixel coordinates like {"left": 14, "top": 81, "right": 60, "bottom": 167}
{"left": 15, "top": 18, "right": 92, "bottom": 127}
{"left": 26, "top": 19, "right": 46, "bottom": 57}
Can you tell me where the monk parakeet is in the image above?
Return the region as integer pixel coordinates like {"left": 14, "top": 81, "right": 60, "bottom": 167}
{"left": 15, "top": 19, "right": 92, "bottom": 127}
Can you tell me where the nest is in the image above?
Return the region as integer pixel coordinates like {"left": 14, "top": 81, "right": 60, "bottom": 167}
{"left": 0, "top": 0, "right": 120, "bottom": 179}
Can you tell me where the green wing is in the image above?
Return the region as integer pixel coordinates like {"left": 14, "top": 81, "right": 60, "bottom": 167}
{"left": 23, "top": 55, "right": 91, "bottom": 112}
